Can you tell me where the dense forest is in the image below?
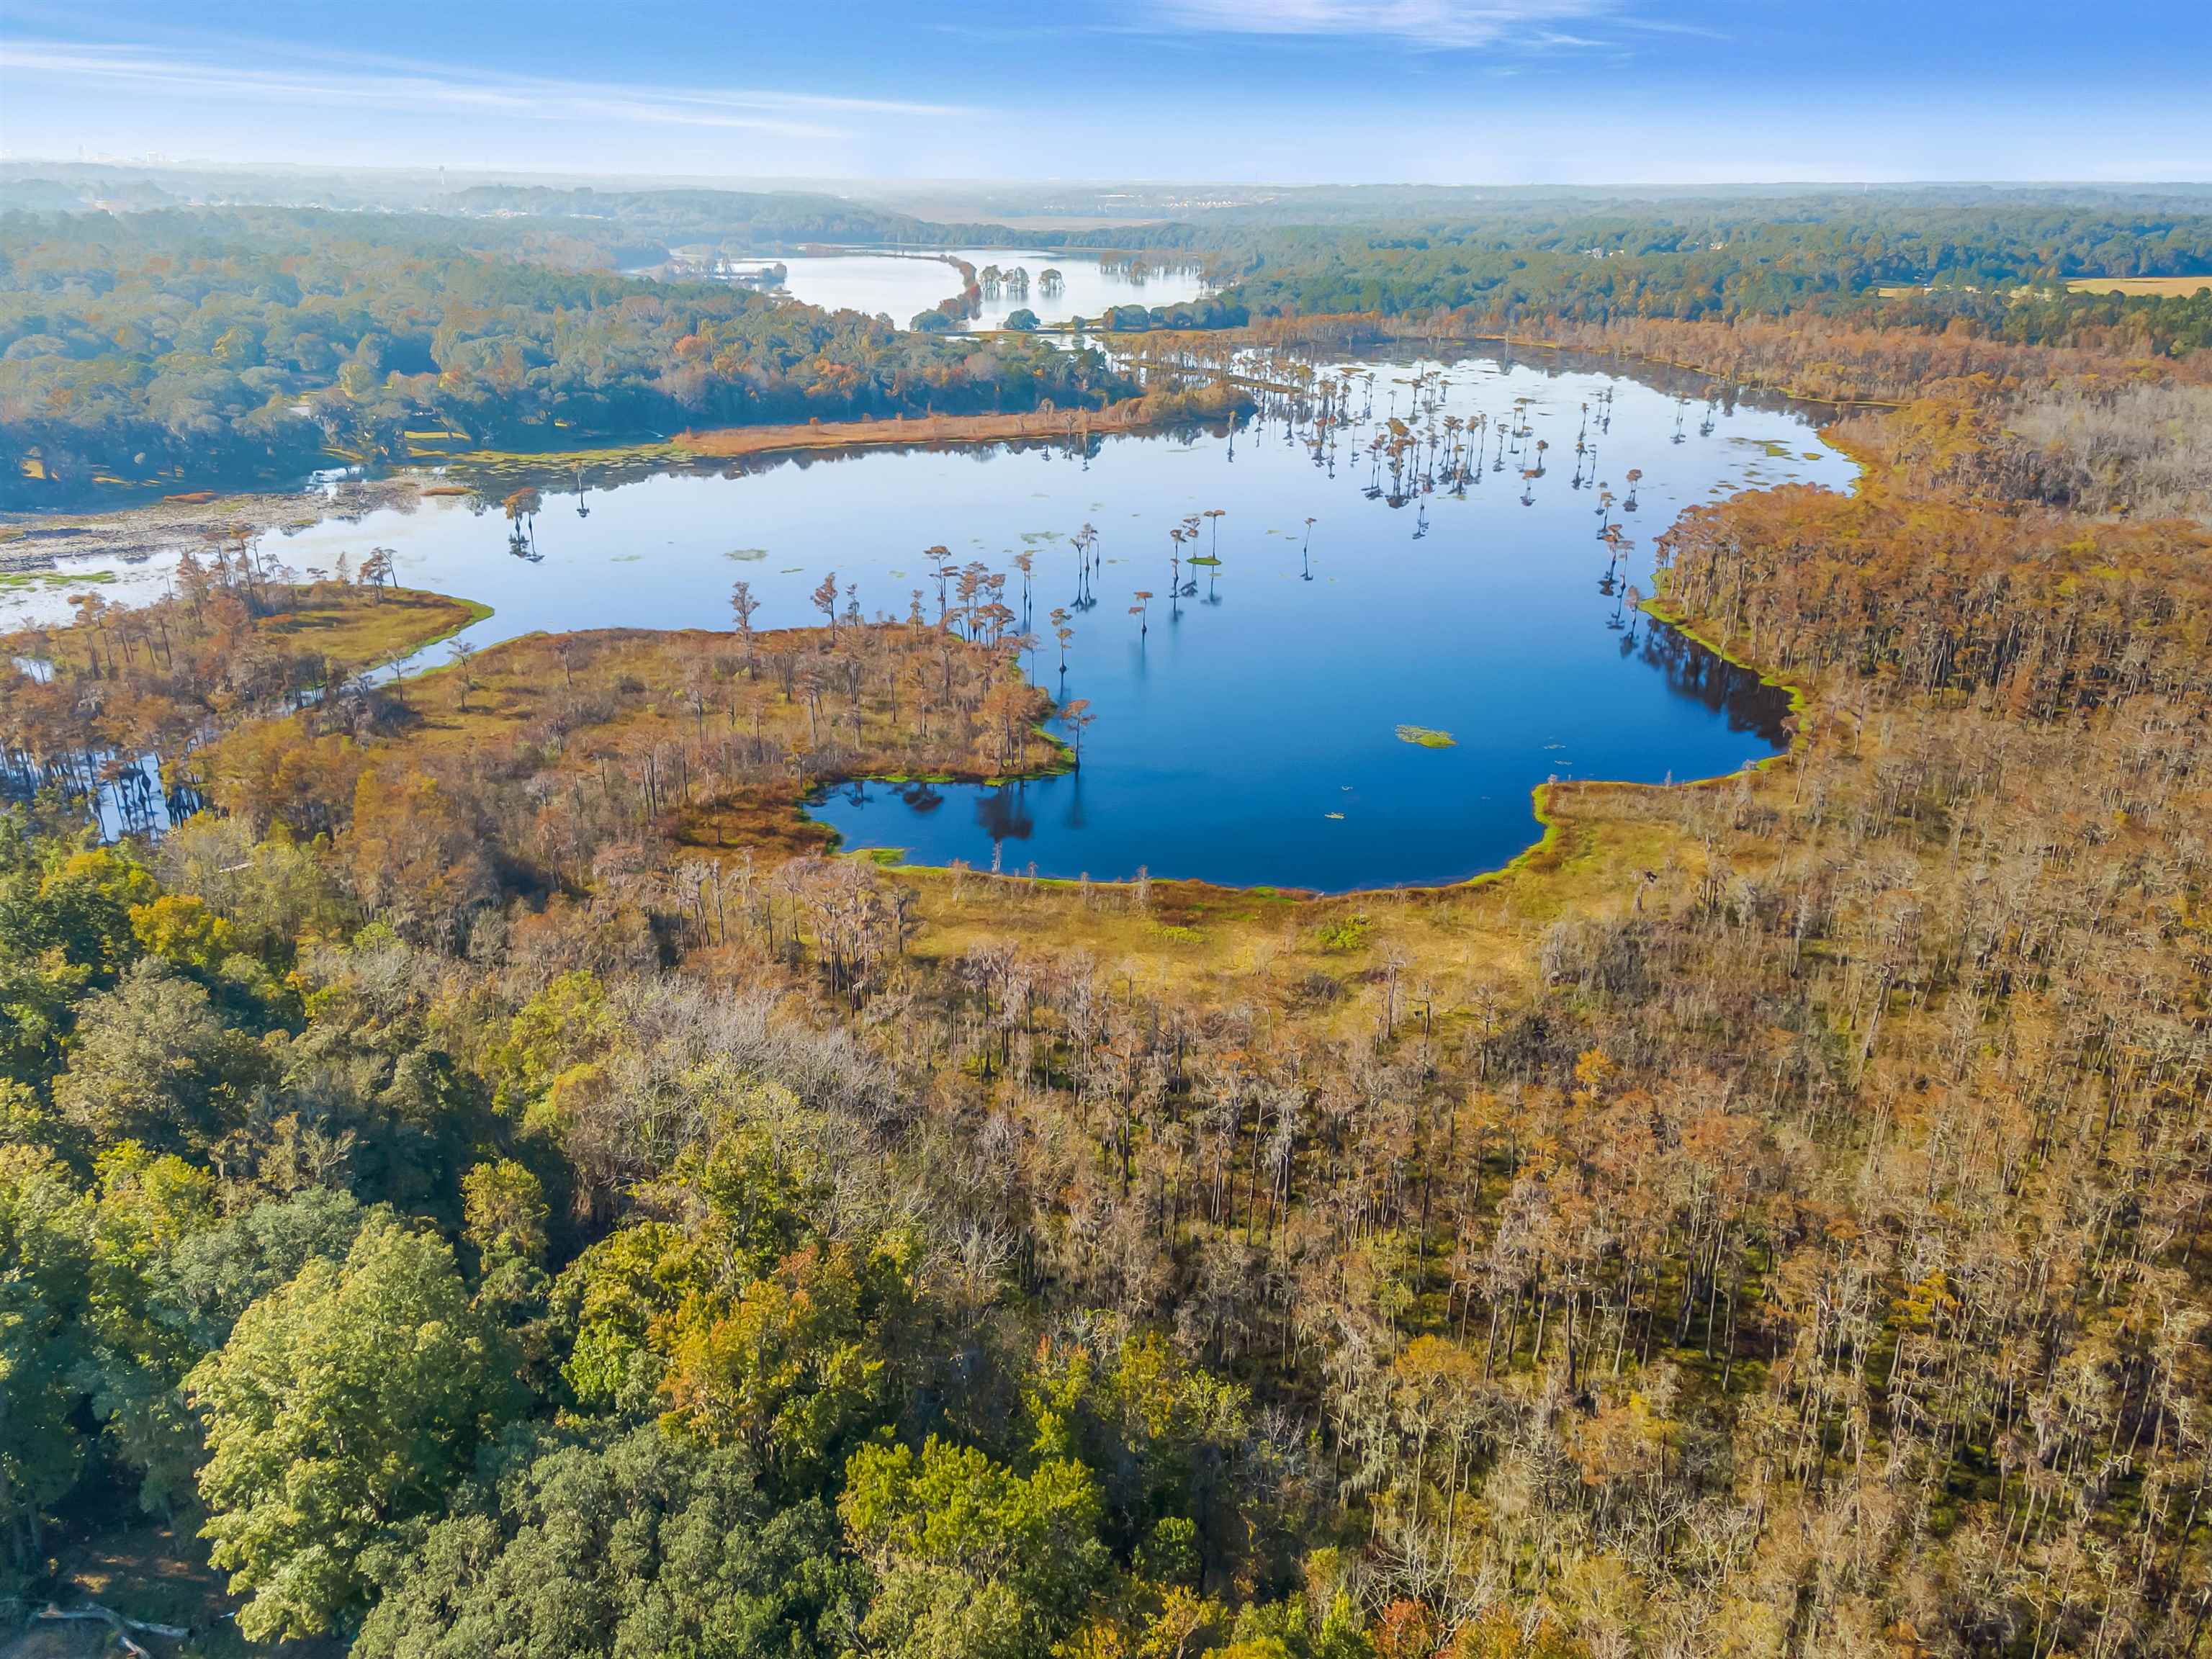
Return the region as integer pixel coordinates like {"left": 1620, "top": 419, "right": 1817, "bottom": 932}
{"left": 432, "top": 185, "right": 1209, "bottom": 256}
{"left": 1210, "top": 204, "right": 2212, "bottom": 347}
{"left": 0, "top": 209, "right": 1135, "bottom": 503}
{"left": 6, "top": 188, "right": 2212, "bottom": 506}
{"left": 4, "top": 189, "right": 2212, "bottom": 1659}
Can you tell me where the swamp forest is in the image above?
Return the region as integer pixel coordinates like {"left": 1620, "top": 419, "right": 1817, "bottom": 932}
{"left": 2, "top": 102, "right": 2212, "bottom": 1659}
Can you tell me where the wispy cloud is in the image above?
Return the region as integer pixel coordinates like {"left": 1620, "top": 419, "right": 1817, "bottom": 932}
{"left": 0, "top": 38, "right": 967, "bottom": 140}
{"left": 1614, "top": 15, "right": 1731, "bottom": 40}
{"left": 1150, "top": 0, "right": 1624, "bottom": 50}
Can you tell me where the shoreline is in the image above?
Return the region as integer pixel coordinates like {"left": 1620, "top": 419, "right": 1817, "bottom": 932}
{"left": 673, "top": 389, "right": 1246, "bottom": 461}
{"left": 6, "top": 352, "right": 1838, "bottom": 909}
{"left": 797, "top": 521, "right": 1837, "bottom": 905}
{"left": 0, "top": 389, "right": 1255, "bottom": 572}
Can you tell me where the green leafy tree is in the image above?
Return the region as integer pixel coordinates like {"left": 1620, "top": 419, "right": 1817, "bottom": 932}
{"left": 355, "top": 1424, "right": 860, "bottom": 1659}
{"left": 0, "top": 1145, "right": 94, "bottom": 1572}
{"left": 76, "top": 1143, "right": 222, "bottom": 1521}
{"left": 0, "top": 824, "right": 150, "bottom": 1084}
{"left": 2, "top": 838, "right": 156, "bottom": 985}
{"left": 463, "top": 1158, "right": 554, "bottom": 1321}
{"left": 840, "top": 1436, "right": 1110, "bottom": 1659}
{"left": 554, "top": 1120, "right": 826, "bottom": 1413}
{"left": 557, "top": 1220, "right": 711, "bottom": 1414}
{"left": 1024, "top": 1331, "right": 1254, "bottom": 1575}
{"left": 483, "top": 969, "right": 616, "bottom": 1116}
{"left": 158, "top": 1187, "right": 373, "bottom": 1344}
{"left": 1210, "top": 1589, "right": 1375, "bottom": 1659}
{"left": 127, "top": 892, "right": 239, "bottom": 975}
{"left": 554, "top": 1125, "right": 909, "bottom": 1490}
{"left": 656, "top": 1241, "right": 902, "bottom": 1491}
{"left": 462, "top": 1158, "right": 550, "bottom": 1275}
{"left": 52, "top": 958, "right": 265, "bottom": 1153}
{"left": 83, "top": 1185, "right": 376, "bottom": 1527}
{"left": 0, "top": 950, "right": 84, "bottom": 1093}
{"left": 185, "top": 1216, "right": 514, "bottom": 1640}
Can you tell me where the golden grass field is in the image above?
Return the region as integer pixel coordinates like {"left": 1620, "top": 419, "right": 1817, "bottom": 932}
{"left": 3, "top": 585, "right": 487, "bottom": 679}
{"left": 410, "top": 387, "right": 1251, "bottom": 478}
{"left": 2063, "top": 274, "right": 2212, "bottom": 297}
{"left": 256, "top": 587, "right": 490, "bottom": 666}
{"left": 1874, "top": 276, "right": 2209, "bottom": 301}
{"left": 361, "top": 614, "right": 1787, "bottom": 1039}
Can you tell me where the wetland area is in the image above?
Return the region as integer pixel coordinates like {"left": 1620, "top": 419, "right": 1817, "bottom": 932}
{"left": 767, "top": 246, "right": 1209, "bottom": 328}
{"left": 4, "top": 351, "right": 1856, "bottom": 890}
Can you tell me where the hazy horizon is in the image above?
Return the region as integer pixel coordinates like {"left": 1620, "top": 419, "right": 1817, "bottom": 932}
{"left": 7, "top": 158, "right": 2212, "bottom": 192}
{"left": 4, "top": 0, "right": 2207, "bottom": 186}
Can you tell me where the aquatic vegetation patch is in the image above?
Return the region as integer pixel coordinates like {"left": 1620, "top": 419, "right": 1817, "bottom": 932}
{"left": 0, "top": 569, "right": 117, "bottom": 592}
{"left": 1396, "top": 724, "right": 1457, "bottom": 748}
{"left": 1316, "top": 914, "right": 1371, "bottom": 953}
{"left": 725, "top": 547, "right": 770, "bottom": 562}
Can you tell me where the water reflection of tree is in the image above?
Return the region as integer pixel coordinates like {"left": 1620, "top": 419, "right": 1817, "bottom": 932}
{"left": 1637, "top": 622, "right": 1791, "bottom": 741}
{"left": 894, "top": 781, "right": 945, "bottom": 814}
{"left": 974, "top": 784, "right": 1036, "bottom": 843}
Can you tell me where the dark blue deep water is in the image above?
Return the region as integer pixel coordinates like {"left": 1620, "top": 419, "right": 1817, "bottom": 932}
{"left": 800, "top": 358, "right": 1851, "bottom": 890}
{"left": 12, "top": 351, "right": 1853, "bottom": 890}
{"left": 818, "top": 617, "right": 1786, "bottom": 891}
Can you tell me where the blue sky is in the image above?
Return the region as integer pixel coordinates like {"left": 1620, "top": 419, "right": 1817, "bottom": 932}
{"left": 1, "top": 0, "right": 2206, "bottom": 184}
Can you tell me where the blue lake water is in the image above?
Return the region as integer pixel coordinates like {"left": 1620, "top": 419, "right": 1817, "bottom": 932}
{"left": 9, "top": 351, "right": 1854, "bottom": 889}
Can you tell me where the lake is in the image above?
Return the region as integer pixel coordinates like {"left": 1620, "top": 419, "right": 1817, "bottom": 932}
{"left": 769, "top": 247, "right": 1208, "bottom": 329}
{"left": 5, "top": 351, "right": 1855, "bottom": 890}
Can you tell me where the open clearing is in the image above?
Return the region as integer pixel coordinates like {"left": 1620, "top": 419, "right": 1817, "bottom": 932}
{"left": 2063, "top": 274, "right": 2212, "bottom": 297}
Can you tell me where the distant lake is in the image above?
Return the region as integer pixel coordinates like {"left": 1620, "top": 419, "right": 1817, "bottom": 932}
{"left": 769, "top": 247, "right": 1208, "bottom": 329}
{"left": 6, "top": 351, "right": 1855, "bottom": 890}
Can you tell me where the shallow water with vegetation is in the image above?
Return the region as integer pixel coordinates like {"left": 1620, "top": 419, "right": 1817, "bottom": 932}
{"left": 768, "top": 246, "right": 1208, "bottom": 328}
{"left": 9, "top": 351, "right": 1853, "bottom": 888}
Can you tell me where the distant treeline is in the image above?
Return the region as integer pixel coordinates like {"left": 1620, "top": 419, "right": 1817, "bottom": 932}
{"left": 1209, "top": 202, "right": 2212, "bottom": 349}
{"left": 1092, "top": 297, "right": 1251, "bottom": 331}
{"left": 0, "top": 209, "right": 1136, "bottom": 505}
{"left": 436, "top": 184, "right": 1211, "bottom": 253}
{"left": 7, "top": 191, "right": 2211, "bottom": 507}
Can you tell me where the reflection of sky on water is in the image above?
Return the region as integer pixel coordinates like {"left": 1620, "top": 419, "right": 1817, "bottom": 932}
{"left": 769, "top": 247, "right": 1207, "bottom": 329}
